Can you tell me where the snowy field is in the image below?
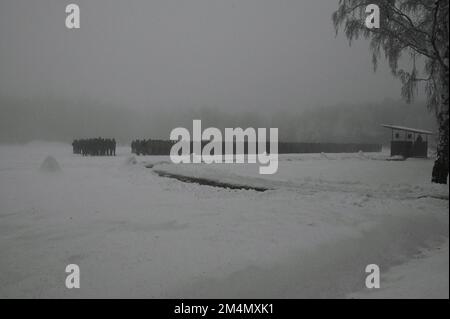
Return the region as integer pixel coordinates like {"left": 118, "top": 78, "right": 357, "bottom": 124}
{"left": 0, "top": 142, "right": 448, "bottom": 298}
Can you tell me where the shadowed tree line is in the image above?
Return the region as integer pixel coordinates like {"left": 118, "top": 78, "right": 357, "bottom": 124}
{"left": 130, "top": 139, "right": 381, "bottom": 156}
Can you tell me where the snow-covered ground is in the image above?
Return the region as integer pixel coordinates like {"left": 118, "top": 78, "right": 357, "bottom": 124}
{"left": 0, "top": 142, "right": 448, "bottom": 298}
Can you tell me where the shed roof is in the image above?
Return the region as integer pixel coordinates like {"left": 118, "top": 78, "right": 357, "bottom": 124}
{"left": 381, "top": 124, "right": 434, "bottom": 135}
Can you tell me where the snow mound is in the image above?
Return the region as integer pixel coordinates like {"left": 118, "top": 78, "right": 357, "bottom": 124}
{"left": 124, "top": 156, "right": 138, "bottom": 165}
{"left": 39, "top": 156, "right": 61, "bottom": 173}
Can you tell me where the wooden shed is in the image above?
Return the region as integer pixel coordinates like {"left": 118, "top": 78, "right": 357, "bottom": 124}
{"left": 381, "top": 124, "right": 434, "bottom": 158}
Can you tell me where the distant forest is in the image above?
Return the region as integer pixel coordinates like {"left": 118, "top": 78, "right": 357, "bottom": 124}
{"left": 0, "top": 96, "right": 437, "bottom": 146}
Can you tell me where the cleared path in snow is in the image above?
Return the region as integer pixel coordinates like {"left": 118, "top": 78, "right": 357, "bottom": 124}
{"left": 170, "top": 208, "right": 448, "bottom": 298}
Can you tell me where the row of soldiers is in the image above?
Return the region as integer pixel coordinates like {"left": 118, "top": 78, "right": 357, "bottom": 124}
{"left": 72, "top": 138, "right": 116, "bottom": 156}
{"left": 131, "top": 139, "right": 174, "bottom": 156}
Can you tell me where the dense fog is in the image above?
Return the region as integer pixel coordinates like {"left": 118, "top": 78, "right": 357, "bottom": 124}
{"left": 0, "top": 1, "right": 436, "bottom": 145}
{"left": 0, "top": 96, "right": 436, "bottom": 145}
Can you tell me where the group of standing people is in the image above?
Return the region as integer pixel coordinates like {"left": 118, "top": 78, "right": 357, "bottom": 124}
{"left": 72, "top": 138, "right": 176, "bottom": 157}
{"left": 131, "top": 139, "right": 174, "bottom": 156}
{"left": 72, "top": 138, "right": 116, "bottom": 156}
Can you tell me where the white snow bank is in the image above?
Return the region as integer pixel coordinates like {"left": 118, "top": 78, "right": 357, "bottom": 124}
{"left": 152, "top": 155, "right": 449, "bottom": 201}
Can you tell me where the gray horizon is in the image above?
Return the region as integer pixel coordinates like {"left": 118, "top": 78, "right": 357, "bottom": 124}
{"left": 0, "top": 0, "right": 433, "bottom": 143}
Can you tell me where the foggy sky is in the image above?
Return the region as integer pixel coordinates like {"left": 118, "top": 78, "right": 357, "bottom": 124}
{"left": 0, "top": 0, "right": 403, "bottom": 113}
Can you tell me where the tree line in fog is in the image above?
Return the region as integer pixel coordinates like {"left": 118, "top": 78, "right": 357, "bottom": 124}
{"left": 0, "top": 96, "right": 437, "bottom": 146}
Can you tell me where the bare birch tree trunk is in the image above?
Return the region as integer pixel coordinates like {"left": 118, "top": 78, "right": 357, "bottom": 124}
{"left": 432, "top": 48, "right": 449, "bottom": 184}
